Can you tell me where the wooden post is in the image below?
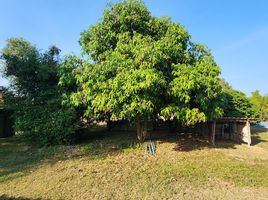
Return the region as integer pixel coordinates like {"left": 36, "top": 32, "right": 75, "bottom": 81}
{"left": 228, "top": 123, "right": 232, "bottom": 140}
{"left": 221, "top": 124, "right": 224, "bottom": 138}
{"left": 201, "top": 123, "right": 205, "bottom": 139}
{"left": 234, "top": 122, "right": 237, "bottom": 134}
{"left": 212, "top": 121, "right": 216, "bottom": 146}
{"left": 208, "top": 122, "right": 212, "bottom": 143}
{"left": 143, "top": 116, "right": 148, "bottom": 140}
{"left": 246, "top": 120, "right": 251, "bottom": 146}
{"left": 233, "top": 122, "right": 237, "bottom": 142}
{"left": 136, "top": 117, "right": 142, "bottom": 142}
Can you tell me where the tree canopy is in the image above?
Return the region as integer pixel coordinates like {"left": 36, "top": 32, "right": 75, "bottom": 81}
{"left": 1, "top": 38, "right": 59, "bottom": 95}
{"left": 222, "top": 88, "right": 259, "bottom": 118}
{"left": 219, "top": 79, "right": 259, "bottom": 118}
{"left": 60, "top": 0, "right": 223, "bottom": 140}
{"left": 249, "top": 90, "right": 268, "bottom": 121}
{"left": 1, "top": 38, "right": 79, "bottom": 145}
{"left": 2, "top": 1, "right": 263, "bottom": 144}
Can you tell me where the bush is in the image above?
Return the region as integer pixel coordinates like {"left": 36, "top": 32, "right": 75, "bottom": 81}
{"left": 222, "top": 89, "right": 259, "bottom": 118}
{"left": 1, "top": 38, "right": 81, "bottom": 146}
{"left": 12, "top": 94, "right": 80, "bottom": 146}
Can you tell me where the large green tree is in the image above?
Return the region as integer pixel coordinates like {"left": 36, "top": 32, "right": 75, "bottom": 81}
{"left": 61, "top": 0, "right": 223, "bottom": 140}
{"left": 1, "top": 38, "right": 79, "bottom": 145}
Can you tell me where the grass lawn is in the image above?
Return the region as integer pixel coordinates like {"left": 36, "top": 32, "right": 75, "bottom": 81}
{"left": 0, "top": 127, "right": 268, "bottom": 200}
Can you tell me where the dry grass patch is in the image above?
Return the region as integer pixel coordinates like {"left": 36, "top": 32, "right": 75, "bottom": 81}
{"left": 0, "top": 128, "right": 268, "bottom": 199}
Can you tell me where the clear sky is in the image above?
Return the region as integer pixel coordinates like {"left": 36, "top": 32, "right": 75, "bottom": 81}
{"left": 0, "top": 0, "right": 267, "bottom": 96}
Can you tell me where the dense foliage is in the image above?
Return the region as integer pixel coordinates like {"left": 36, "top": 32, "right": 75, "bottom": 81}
{"left": 221, "top": 88, "right": 259, "bottom": 118}
{"left": 249, "top": 90, "right": 268, "bottom": 121}
{"left": 1, "top": 38, "right": 79, "bottom": 145}
{"left": 60, "top": 0, "right": 223, "bottom": 140}
{"left": 1, "top": 1, "right": 264, "bottom": 144}
{"left": 219, "top": 79, "right": 259, "bottom": 118}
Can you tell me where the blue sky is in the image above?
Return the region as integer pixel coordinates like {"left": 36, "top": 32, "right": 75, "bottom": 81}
{"left": 0, "top": 0, "right": 267, "bottom": 96}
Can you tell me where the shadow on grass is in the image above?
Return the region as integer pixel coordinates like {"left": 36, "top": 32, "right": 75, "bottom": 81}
{"left": 251, "top": 126, "right": 268, "bottom": 146}
{"left": 176, "top": 133, "right": 237, "bottom": 152}
{"left": 1, "top": 126, "right": 253, "bottom": 184}
{"left": 0, "top": 136, "right": 66, "bottom": 183}
{"left": 0, "top": 195, "right": 44, "bottom": 200}
{"left": 78, "top": 130, "right": 139, "bottom": 160}
{"left": 156, "top": 131, "right": 237, "bottom": 152}
{"left": 251, "top": 135, "right": 268, "bottom": 146}
{"left": 0, "top": 130, "right": 139, "bottom": 183}
{"left": 79, "top": 128, "right": 238, "bottom": 156}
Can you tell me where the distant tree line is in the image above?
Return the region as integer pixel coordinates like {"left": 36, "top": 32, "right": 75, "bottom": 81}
{"left": 0, "top": 0, "right": 265, "bottom": 145}
{"left": 219, "top": 78, "right": 267, "bottom": 120}
{"left": 249, "top": 90, "right": 268, "bottom": 121}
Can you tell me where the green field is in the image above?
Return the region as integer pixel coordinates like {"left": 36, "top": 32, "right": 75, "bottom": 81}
{"left": 1, "top": 127, "right": 268, "bottom": 200}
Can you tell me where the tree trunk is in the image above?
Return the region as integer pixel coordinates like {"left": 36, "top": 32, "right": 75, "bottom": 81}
{"left": 107, "top": 119, "right": 112, "bottom": 131}
{"left": 136, "top": 116, "right": 149, "bottom": 142}
{"left": 136, "top": 117, "right": 143, "bottom": 142}
{"left": 143, "top": 116, "right": 148, "bottom": 140}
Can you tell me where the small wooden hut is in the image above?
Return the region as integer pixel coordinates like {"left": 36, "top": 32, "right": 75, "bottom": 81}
{"left": 206, "top": 118, "right": 254, "bottom": 146}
